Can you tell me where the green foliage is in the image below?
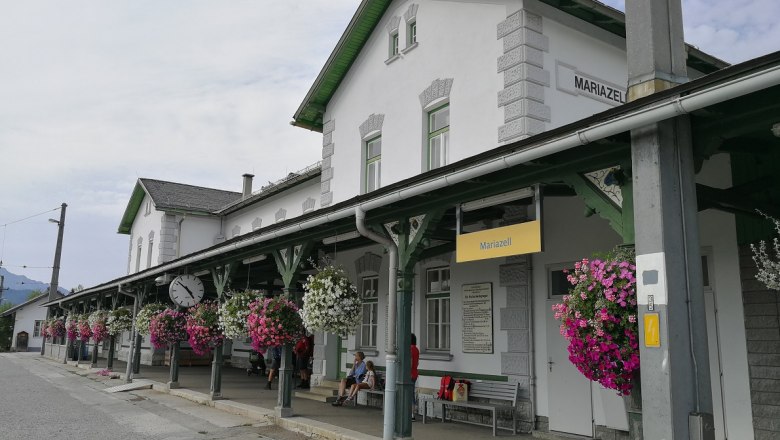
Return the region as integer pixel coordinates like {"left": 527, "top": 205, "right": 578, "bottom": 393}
{"left": 26, "top": 290, "right": 46, "bottom": 301}
{"left": 0, "top": 315, "right": 13, "bottom": 351}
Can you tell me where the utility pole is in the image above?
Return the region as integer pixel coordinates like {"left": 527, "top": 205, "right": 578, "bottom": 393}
{"left": 41, "top": 203, "right": 67, "bottom": 356}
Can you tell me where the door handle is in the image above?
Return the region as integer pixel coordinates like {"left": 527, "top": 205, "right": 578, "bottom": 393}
{"left": 548, "top": 358, "right": 555, "bottom": 372}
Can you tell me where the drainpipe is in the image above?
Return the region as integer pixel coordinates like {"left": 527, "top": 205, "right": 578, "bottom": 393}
{"left": 176, "top": 215, "right": 186, "bottom": 258}
{"left": 355, "top": 207, "right": 398, "bottom": 440}
{"left": 527, "top": 261, "right": 537, "bottom": 434}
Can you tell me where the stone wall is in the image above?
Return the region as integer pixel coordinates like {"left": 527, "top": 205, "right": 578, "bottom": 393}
{"left": 740, "top": 246, "right": 780, "bottom": 439}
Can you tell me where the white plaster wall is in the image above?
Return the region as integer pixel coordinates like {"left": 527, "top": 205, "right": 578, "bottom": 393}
{"left": 128, "top": 193, "right": 165, "bottom": 274}
{"left": 223, "top": 180, "right": 321, "bottom": 239}
{"left": 178, "top": 215, "right": 222, "bottom": 257}
{"left": 535, "top": 7, "right": 629, "bottom": 128}
{"left": 696, "top": 153, "right": 754, "bottom": 440}
{"left": 11, "top": 298, "right": 48, "bottom": 351}
{"left": 324, "top": 0, "right": 634, "bottom": 206}
{"left": 324, "top": 0, "right": 507, "bottom": 205}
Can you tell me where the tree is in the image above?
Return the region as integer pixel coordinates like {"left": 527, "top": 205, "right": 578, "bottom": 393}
{"left": 0, "top": 302, "right": 14, "bottom": 351}
{"left": 26, "top": 290, "right": 46, "bottom": 301}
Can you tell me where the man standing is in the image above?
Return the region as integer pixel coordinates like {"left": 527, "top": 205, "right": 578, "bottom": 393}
{"left": 411, "top": 334, "right": 420, "bottom": 421}
{"left": 332, "top": 351, "right": 367, "bottom": 406}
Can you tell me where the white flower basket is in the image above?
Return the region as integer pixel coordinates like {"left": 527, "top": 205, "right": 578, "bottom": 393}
{"left": 300, "top": 266, "right": 362, "bottom": 335}
{"left": 219, "top": 290, "right": 262, "bottom": 339}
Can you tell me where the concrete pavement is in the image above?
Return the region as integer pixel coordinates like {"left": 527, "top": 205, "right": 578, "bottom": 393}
{"left": 38, "top": 352, "right": 533, "bottom": 439}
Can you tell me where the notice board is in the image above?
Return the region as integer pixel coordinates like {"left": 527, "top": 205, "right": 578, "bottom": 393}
{"left": 462, "top": 283, "right": 493, "bottom": 353}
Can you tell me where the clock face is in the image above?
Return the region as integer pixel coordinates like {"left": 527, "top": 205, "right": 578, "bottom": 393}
{"left": 169, "top": 274, "right": 205, "bottom": 308}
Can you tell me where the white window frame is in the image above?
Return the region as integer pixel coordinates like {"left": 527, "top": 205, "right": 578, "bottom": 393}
{"left": 360, "top": 276, "right": 379, "bottom": 349}
{"left": 427, "top": 104, "right": 450, "bottom": 170}
{"left": 425, "top": 266, "right": 450, "bottom": 351}
{"left": 390, "top": 32, "right": 399, "bottom": 57}
{"left": 135, "top": 242, "right": 142, "bottom": 272}
{"left": 146, "top": 239, "right": 154, "bottom": 269}
{"left": 33, "top": 320, "right": 44, "bottom": 338}
{"left": 365, "top": 136, "right": 382, "bottom": 193}
{"left": 407, "top": 21, "right": 417, "bottom": 46}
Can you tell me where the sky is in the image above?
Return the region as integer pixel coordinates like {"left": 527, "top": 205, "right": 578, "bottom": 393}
{"left": 0, "top": 0, "right": 778, "bottom": 292}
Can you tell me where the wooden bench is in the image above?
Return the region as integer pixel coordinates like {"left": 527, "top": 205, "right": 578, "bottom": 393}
{"left": 420, "top": 380, "right": 520, "bottom": 436}
{"left": 358, "top": 372, "right": 385, "bottom": 407}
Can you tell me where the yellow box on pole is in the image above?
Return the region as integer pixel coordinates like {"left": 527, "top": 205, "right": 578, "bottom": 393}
{"left": 644, "top": 313, "right": 660, "bottom": 348}
{"left": 456, "top": 220, "right": 542, "bottom": 263}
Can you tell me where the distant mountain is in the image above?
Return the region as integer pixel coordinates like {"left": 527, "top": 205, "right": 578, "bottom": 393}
{"left": 0, "top": 268, "right": 67, "bottom": 306}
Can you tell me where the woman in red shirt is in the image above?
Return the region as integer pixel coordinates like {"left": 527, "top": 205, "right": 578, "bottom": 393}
{"left": 411, "top": 333, "right": 420, "bottom": 420}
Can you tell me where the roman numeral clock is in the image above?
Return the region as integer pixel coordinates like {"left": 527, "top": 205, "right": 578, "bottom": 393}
{"left": 169, "top": 274, "right": 205, "bottom": 308}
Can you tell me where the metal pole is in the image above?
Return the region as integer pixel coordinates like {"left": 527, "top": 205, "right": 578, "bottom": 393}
{"left": 276, "top": 344, "right": 293, "bottom": 417}
{"left": 125, "top": 294, "right": 139, "bottom": 383}
{"left": 91, "top": 341, "right": 98, "bottom": 367}
{"left": 210, "top": 343, "right": 224, "bottom": 400}
{"left": 107, "top": 335, "right": 115, "bottom": 370}
{"left": 168, "top": 341, "right": 180, "bottom": 389}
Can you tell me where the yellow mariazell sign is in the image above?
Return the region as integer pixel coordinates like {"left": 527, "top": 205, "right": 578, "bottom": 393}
{"left": 456, "top": 220, "right": 542, "bottom": 262}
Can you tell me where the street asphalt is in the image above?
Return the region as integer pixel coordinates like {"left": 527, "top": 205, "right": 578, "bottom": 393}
{"left": 0, "top": 352, "right": 309, "bottom": 440}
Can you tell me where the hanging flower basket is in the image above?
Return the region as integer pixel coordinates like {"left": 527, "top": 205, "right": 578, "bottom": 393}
{"left": 300, "top": 265, "right": 362, "bottom": 336}
{"left": 247, "top": 296, "right": 304, "bottom": 354}
{"left": 149, "top": 308, "right": 187, "bottom": 349}
{"left": 218, "top": 290, "right": 262, "bottom": 339}
{"left": 186, "top": 301, "right": 224, "bottom": 356}
{"left": 751, "top": 214, "right": 780, "bottom": 291}
{"left": 135, "top": 303, "right": 166, "bottom": 336}
{"left": 552, "top": 247, "right": 640, "bottom": 396}
{"left": 50, "top": 317, "right": 65, "bottom": 340}
{"left": 66, "top": 315, "right": 79, "bottom": 342}
{"left": 41, "top": 321, "right": 50, "bottom": 339}
{"left": 107, "top": 308, "right": 133, "bottom": 336}
{"left": 77, "top": 315, "right": 92, "bottom": 342}
{"left": 89, "top": 310, "right": 109, "bottom": 344}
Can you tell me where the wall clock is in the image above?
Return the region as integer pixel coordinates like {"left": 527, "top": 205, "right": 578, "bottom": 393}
{"left": 169, "top": 274, "right": 205, "bottom": 308}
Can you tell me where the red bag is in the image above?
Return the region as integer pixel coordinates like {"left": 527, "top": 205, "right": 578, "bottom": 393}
{"left": 437, "top": 375, "right": 455, "bottom": 400}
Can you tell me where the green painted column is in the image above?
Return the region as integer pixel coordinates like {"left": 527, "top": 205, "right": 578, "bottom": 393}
{"left": 107, "top": 335, "right": 116, "bottom": 370}
{"left": 395, "top": 268, "right": 415, "bottom": 439}
{"left": 133, "top": 333, "right": 142, "bottom": 374}
{"left": 91, "top": 341, "right": 98, "bottom": 367}
{"left": 210, "top": 343, "right": 224, "bottom": 399}
{"left": 276, "top": 344, "right": 294, "bottom": 418}
{"left": 168, "top": 341, "right": 180, "bottom": 389}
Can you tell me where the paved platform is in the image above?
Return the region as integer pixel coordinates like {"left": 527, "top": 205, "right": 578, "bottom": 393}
{"left": 42, "top": 354, "right": 533, "bottom": 439}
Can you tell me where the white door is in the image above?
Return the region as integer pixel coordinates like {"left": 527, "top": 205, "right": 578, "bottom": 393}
{"left": 546, "top": 297, "right": 593, "bottom": 436}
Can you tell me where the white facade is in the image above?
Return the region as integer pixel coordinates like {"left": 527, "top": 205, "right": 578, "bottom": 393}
{"left": 9, "top": 296, "right": 48, "bottom": 352}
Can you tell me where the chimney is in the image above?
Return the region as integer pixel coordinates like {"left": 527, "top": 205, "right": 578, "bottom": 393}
{"left": 242, "top": 173, "right": 254, "bottom": 200}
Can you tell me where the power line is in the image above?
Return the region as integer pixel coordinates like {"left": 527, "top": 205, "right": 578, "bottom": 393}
{"left": 0, "top": 205, "right": 63, "bottom": 266}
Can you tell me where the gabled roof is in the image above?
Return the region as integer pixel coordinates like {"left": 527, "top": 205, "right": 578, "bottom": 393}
{"left": 0, "top": 294, "right": 50, "bottom": 317}
{"left": 218, "top": 163, "right": 322, "bottom": 215}
{"left": 118, "top": 179, "right": 242, "bottom": 234}
{"left": 292, "top": 0, "right": 729, "bottom": 132}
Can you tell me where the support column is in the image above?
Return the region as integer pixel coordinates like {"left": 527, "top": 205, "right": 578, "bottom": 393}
{"left": 91, "top": 341, "right": 98, "bottom": 367}
{"left": 209, "top": 264, "right": 234, "bottom": 401}
{"left": 133, "top": 334, "right": 142, "bottom": 374}
{"left": 272, "top": 243, "right": 313, "bottom": 418}
{"left": 168, "top": 341, "right": 180, "bottom": 389}
{"left": 75, "top": 340, "right": 81, "bottom": 365}
{"left": 276, "top": 344, "right": 294, "bottom": 418}
{"left": 107, "top": 335, "right": 116, "bottom": 370}
{"left": 625, "top": 1, "right": 713, "bottom": 439}
{"left": 395, "top": 268, "right": 415, "bottom": 439}
{"left": 210, "top": 343, "right": 224, "bottom": 399}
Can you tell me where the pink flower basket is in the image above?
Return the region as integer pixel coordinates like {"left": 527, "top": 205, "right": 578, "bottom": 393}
{"left": 66, "top": 319, "right": 78, "bottom": 342}
{"left": 149, "top": 308, "right": 187, "bottom": 349}
{"left": 51, "top": 319, "right": 65, "bottom": 339}
{"left": 247, "top": 297, "right": 305, "bottom": 354}
{"left": 78, "top": 318, "right": 92, "bottom": 342}
{"left": 552, "top": 248, "right": 639, "bottom": 396}
{"left": 185, "top": 301, "right": 224, "bottom": 356}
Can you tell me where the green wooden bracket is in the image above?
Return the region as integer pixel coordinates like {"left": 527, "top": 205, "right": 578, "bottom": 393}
{"left": 211, "top": 263, "right": 237, "bottom": 302}
{"left": 619, "top": 163, "right": 635, "bottom": 245}
{"left": 564, "top": 173, "right": 625, "bottom": 241}
{"left": 272, "top": 241, "right": 314, "bottom": 291}
{"left": 388, "top": 210, "right": 446, "bottom": 271}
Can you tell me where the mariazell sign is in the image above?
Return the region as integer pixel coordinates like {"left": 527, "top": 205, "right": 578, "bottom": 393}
{"left": 456, "top": 220, "right": 542, "bottom": 262}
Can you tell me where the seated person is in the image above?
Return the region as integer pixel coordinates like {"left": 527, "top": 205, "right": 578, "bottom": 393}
{"left": 343, "top": 360, "right": 377, "bottom": 404}
{"left": 332, "top": 351, "right": 366, "bottom": 406}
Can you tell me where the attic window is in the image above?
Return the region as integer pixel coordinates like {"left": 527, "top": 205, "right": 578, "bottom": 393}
{"left": 144, "top": 200, "right": 152, "bottom": 216}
